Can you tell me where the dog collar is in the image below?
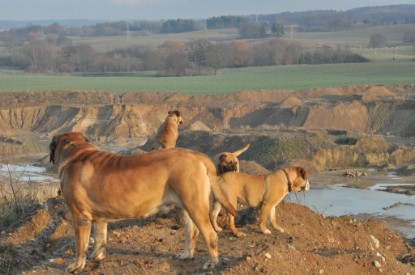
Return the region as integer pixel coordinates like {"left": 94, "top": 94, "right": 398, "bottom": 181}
{"left": 282, "top": 169, "right": 292, "bottom": 192}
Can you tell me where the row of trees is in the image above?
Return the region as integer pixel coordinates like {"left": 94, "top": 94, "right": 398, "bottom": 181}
{"left": 0, "top": 35, "right": 367, "bottom": 75}
{"left": 2, "top": 5, "right": 415, "bottom": 41}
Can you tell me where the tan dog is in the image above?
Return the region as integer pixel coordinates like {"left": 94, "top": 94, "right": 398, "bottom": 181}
{"left": 152, "top": 110, "right": 183, "bottom": 150}
{"left": 211, "top": 166, "right": 310, "bottom": 237}
{"left": 213, "top": 144, "right": 250, "bottom": 174}
{"left": 49, "top": 132, "right": 236, "bottom": 273}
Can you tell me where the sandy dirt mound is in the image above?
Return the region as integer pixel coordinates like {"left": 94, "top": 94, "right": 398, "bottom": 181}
{"left": 280, "top": 96, "right": 303, "bottom": 108}
{"left": 362, "top": 86, "right": 395, "bottom": 101}
{"left": 0, "top": 197, "right": 413, "bottom": 274}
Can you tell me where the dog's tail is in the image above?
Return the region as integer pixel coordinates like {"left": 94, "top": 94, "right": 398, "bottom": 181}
{"left": 209, "top": 173, "right": 237, "bottom": 217}
{"left": 233, "top": 144, "right": 250, "bottom": 157}
{"left": 192, "top": 150, "right": 237, "bottom": 217}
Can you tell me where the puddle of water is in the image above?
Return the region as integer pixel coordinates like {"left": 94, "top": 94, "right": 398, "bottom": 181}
{"left": 0, "top": 163, "right": 57, "bottom": 182}
{"left": 287, "top": 183, "right": 415, "bottom": 238}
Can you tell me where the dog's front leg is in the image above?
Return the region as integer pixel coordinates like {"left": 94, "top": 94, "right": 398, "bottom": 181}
{"left": 269, "top": 205, "right": 285, "bottom": 233}
{"left": 89, "top": 220, "right": 108, "bottom": 261}
{"left": 67, "top": 213, "right": 92, "bottom": 273}
{"left": 259, "top": 203, "right": 274, "bottom": 234}
{"left": 177, "top": 208, "right": 199, "bottom": 260}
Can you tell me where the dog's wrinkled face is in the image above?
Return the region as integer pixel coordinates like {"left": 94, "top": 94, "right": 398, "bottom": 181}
{"left": 292, "top": 167, "right": 310, "bottom": 192}
{"left": 49, "top": 132, "right": 89, "bottom": 165}
{"left": 218, "top": 153, "right": 239, "bottom": 173}
{"left": 168, "top": 110, "right": 183, "bottom": 125}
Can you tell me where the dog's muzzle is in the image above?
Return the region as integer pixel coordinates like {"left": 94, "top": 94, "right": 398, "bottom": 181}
{"left": 301, "top": 180, "right": 310, "bottom": 191}
{"left": 221, "top": 164, "right": 238, "bottom": 173}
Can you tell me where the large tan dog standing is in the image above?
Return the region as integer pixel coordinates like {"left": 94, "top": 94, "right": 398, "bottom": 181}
{"left": 49, "top": 132, "right": 236, "bottom": 273}
{"left": 211, "top": 166, "right": 310, "bottom": 237}
{"left": 213, "top": 144, "right": 250, "bottom": 174}
{"left": 152, "top": 110, "right": 183, "bottom": 150}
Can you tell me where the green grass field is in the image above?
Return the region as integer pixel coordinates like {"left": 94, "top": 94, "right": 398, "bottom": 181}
{"left": 0, "top": 61, "right": 414, "bottom": 95}
{"left": 290, "top": 24, "right": 415, "bottom": 46}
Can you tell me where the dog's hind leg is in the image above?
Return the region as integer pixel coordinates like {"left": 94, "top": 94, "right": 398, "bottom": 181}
{"left": 186, "top": 205, "right": 219, "bottom": 270}
{"left": 177, "top": 208, "right": 199, "bottom": 260}
{"left": 89, "top": 220, "right": 108, "bottom": 261}
{"left": 183, "top": 180, "right": 219, "bottom": 269}
{"left": 67, "top": 212, "right": 92, "bottom": 273}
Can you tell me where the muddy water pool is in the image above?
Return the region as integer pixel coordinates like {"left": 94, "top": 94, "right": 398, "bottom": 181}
{"left": 289, "top": 173, "right": 415, "bottom": 239}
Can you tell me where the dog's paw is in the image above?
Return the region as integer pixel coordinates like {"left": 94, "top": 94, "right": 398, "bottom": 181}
{"left": 262, "top": 229, "right": 272, "bottom": 234}
{"left": 66, "top": 261, "right": 85, "bottom": 273}
{"left": 177, "top": 251, "right": 193, "bottom": 260}
{"left": 235, "top": 231, "right": 247, "bottom": 237}
{"left": 89, "top": 249, "right": 106, "bottom": 261}
{"left": 276, "top": 227, "right": 285, "bottom": 233}
{"left": 214, "top": 226, "right": 223, "bottom": 232}
{"left": 203, "top": 260, "right": 217, "bottom": 270}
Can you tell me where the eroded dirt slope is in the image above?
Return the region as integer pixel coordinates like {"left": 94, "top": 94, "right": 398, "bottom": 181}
{"left": 1, "top": 196, "right": 414, "bottom": 274}
{"left": 1, "top": 84, "right": 415, "bottom": 139}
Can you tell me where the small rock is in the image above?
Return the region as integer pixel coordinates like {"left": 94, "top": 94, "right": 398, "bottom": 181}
{"left": 38, "top": 202, "right": 48, "bottom": 210}
{"left": 265, "top": 253, "right": 272, "bottom": 259}
{"left": 370, "top": 235, "right": 380, "bottom": 248}
{"left": 373, "top": 260, "right": 381, "bottom": 268}
{"left": 319, "top": 269, "right": 324, "bottom": 274}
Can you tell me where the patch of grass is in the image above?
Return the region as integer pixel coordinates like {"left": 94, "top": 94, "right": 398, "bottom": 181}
{"left": 293, "top": 24, "right": 415, "bottom": 46}
{"left": 0, "top": 198, "right": 36, "bottom": 231}
{"left": 353, "top": 46, "right": 414, "bottom": 61}
{"left": 0, "top": 243, "right": 17, "bottom": 275}
{"left": 251, "top": 136, "right": 311, "bottom": 169}
{"left": 0, "top": 61, "right": 414, "bottom": 95}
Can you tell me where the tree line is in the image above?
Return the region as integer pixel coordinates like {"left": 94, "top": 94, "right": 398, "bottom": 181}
{"left": 0, "top": 34, "right": 367, "bottom": 75}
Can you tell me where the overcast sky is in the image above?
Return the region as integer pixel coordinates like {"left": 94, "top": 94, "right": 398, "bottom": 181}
{"left": 1, "top": 0, "right": 415, "bottom": 21}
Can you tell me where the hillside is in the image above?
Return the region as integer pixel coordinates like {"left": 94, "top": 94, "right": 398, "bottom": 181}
{"left": 1, "top": 84, "right": 415, "bottom": 172}
{"left": 0, "top": 85, "right": 414, "bottom": 274}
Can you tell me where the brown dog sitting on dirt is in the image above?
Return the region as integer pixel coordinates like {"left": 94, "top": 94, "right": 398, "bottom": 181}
{"left": 152, "top": 110, "right": 183, "bottom": 150}
{"left": 213, "top": 144, "right": 250, "bottom": 174}
{"left": 211, "top": 166, "right": 310, "bottom": 237}
{"left": 49, "top": 132, "right": 237, "bottom": 273}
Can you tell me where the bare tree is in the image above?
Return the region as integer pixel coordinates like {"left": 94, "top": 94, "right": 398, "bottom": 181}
{"left": 368, "top": 33, "right": 387, "bottom": 48}
{"left": 187, "top": 39, "right": 212, "bottom": 75}
{"left": 21, "top": 40, "right": 57, "bottom": 72}
{"left": 206, "top": 43, "right": 232, "bottom": 74}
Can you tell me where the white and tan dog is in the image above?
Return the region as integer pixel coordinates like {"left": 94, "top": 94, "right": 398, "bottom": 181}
{"left": 49, "top": 132, "right": 236, "bottom": 273}
{"left": 211, "top": 166, "right": 310, "bottom": 237}
{"left": 152, "top": 110, "right": 183, "bottom": 150}
{"left": 213, "top": 144, "right": 250, "bottom": 174}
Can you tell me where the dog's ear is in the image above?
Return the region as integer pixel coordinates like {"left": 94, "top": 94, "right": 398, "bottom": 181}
{"left": 81, "top": 133, "right": 89, "bottom": 143}
{"left": 49, "top": 135, "right": 57, "bottom": 163}
{"left": 219, "top": 154, "right": 226, "bottom": 162}
{"left": 168, "top": 110, "right": 173, "bottom": 115}
{"left": 296, "top": 167, "right": 307, "bottom": 179}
